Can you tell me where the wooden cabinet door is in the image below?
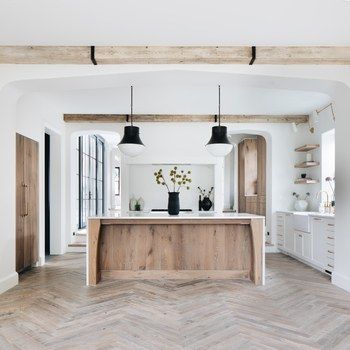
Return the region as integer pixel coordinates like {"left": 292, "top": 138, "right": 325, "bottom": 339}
{"left": 16, "top": 134, "right": 39, "bottom": 273}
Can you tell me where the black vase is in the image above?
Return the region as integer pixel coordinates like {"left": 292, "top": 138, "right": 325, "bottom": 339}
{"left": 201, "top": 196, "right": 212, "bottom": 211}
{"left": 168, "top": 192, "right": 180, "bottom": 215}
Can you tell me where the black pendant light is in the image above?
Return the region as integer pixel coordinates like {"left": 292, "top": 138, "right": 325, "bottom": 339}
{"left": 206, "top": 85, "right": 233, "bottom": 157}
{"left": 118, "top": 86, "right": 145, "bottom": 157}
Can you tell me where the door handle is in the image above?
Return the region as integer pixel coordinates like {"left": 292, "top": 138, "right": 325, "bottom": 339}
{"left": 22, "top": 183, "right": 28, "bottom": 217}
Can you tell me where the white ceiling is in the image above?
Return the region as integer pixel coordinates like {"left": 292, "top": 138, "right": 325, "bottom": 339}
{"left": 0, "top": 0, "right": 349, "bottom": 45}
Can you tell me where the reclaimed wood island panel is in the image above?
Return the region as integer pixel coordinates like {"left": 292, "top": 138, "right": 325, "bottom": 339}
{"left": 87, "top": 213, "right": 265, "bottom": 286}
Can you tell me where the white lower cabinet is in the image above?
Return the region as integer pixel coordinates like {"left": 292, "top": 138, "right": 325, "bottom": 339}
{"left": 311, "top": 217, "right": 327, "bottom": 269}
{"left": 284, "top": 213, "right": 294, "bottom": 252}
{"left": 277, "top": 212, "right": 335, "bottom": 274}
{"left": 303, "top": 232, "right": 312, "bottom": 260}
{"left": 295, "top": 231, "right": 303, "bottom": 256}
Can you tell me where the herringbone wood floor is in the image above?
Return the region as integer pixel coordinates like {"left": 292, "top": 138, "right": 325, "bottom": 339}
{"left": 1, "top": 253, "right": 350, "bottom": 350}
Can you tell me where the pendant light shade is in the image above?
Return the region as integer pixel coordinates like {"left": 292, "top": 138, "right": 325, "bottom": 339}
{"left": 206, "top": 125, "right": 233, "bottom": 157}
{"left": 206, "top": 85, "right": 233, "bottom": 157}
{"left": 118, "top": 86, "right": 145, "bottom": 157}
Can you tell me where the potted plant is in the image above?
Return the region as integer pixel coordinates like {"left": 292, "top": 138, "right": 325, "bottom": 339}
{"left": 154, "top": 167, "right": 191, "bottom": 215}
{"left": 292, "top": 192, "right": 310, "bottom": 211}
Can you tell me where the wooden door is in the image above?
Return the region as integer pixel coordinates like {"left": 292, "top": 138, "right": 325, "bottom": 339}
{"left": 256, "top": 135, "right": 266, "bottom": 217}
{"left": 16, "top": 133, "right": 39, "bottom": 273}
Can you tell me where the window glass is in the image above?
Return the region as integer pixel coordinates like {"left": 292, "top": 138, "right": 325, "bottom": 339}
{"left": 77, "top": 135, "right": 105, "bottom": 228}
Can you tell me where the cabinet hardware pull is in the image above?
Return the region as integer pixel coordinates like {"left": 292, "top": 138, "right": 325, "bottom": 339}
{"left": 21, "top": 183, "right": 28, "bottom": 217}
{"left": 313, "top": 218, "right": 322, "bottom": 221}
{"left": 327, "top": 224, "right": 335, "bottom": 227}
{"left": 327, "top": 250, "right": 334, "bottom": 254}
{"left": 327, "top": 236, "right": 334, "bottom": 240}
{"left": 327, "top": 264, "right": 334, "bottom": 268}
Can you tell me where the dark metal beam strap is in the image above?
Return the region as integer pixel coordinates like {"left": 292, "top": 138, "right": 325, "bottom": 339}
{"left": 249, "top": 46, "right": 256, "bottom": 65}
{"left": 90, "top": 46, "right": 97, "bottom": 65}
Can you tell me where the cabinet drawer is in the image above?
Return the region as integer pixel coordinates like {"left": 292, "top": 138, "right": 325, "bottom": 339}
{"left": 325, "top": 219, "right": 335, "bottom": 229}
{"left": 327, "top": 252, "right": 334, "bottom": 260}
{"left": 326, "top": 237, "right": 335, "bottom": 246}
{"left": 326, "top": 232, "right": 335, "bottom": 239}
{"left": 326, "top": 260, "right": 334, "bottom": 271}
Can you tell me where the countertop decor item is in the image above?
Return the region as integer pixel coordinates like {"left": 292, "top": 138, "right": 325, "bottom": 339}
{"left": 154, "top": 166, "right": 192, "bottom": 215}
{"left": 292, "top": 192, "right": 310, "bottom": 211}
{"left": 129, "top": 196, "right": 145, "bottom": 211}
{"left": 118, "top": 86, "right": 145, "bottom": 157}
{"left": 206, "top": 85, "right": 233, "bottom": 157}
{"left": 198, "top": 186, "right": 214, "bottom": 211}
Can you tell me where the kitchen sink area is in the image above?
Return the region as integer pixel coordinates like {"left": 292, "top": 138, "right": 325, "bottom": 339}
{"left": 276, "top": 211, "right": 335, "bottom": 275}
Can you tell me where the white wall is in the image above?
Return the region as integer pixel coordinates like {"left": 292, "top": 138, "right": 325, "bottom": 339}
{"left": 291, "top": 105, "right": 336, "bottom": 211}
{"left": 321, "top": 129, "right": 335, "bottom": 202}
{"left": 331, "top": 84, "right": 350, "bottom": 292}
{"left": 129, "top": 164, "right": 214, "bottom": 211}
{"left": 0, "top": 86, "right": 20, "bottom": 293}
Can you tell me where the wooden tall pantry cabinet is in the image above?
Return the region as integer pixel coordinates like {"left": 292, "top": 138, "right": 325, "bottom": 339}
{"left": 16, "top": 133, "right": 39, "bottom": 273}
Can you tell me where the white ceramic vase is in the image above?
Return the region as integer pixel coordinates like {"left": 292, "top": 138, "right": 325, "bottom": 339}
{"left": 294, "top": 199, "right": 308, "bottom": 212}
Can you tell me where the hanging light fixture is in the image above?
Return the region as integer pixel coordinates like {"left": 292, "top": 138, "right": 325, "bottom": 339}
{"left": 206, "top": 85, "right": 233, "bottom": 157}
{"left": 118, "top": 86, "right": 145, "bottom": 157}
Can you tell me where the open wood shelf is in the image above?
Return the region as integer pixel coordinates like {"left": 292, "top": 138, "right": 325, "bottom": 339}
{"left": 294, "top": 161, "right": 320, "bottom": 168}
{"left": 295, "top": 144, "right": 319, "bottom": 152}
{"left": 294, "top": 179, "right": 319, "bottom": 184}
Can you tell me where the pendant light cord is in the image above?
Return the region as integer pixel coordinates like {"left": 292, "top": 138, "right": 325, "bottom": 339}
{"left": 218, "top": 85, "right": 221, "bottom": 126}
{"left": 130, "top": 85, "right": 134, "bottom": 126}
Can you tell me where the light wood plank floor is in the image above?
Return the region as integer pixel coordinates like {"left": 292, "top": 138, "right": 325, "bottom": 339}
{"left": 1, "top": 253, "right": 350, "bottom": 350}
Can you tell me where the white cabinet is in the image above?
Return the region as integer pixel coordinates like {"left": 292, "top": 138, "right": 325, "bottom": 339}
{"left": 303, "top": 232, "right": 312, "bottom": 260}
{"left": 277, "top": 212, "right": 335, "bottom": 274}
{"left": 276, "top": 212, "right": 285, "bottom": 249}
{"left": 311, "top": 217, "right": 327, "bottom": 269}
{"left": 284, "top": 213, "right": 294, "bottom": 252}
{"left": 324, "top": 219, "right": 335, "bottom": 272}
{"left": 295, "top": 231, "right": 303, "bottom": 256}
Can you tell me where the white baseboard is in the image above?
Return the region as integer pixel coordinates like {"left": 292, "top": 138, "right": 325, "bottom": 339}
{"left": 265, "top": 245, "right": 278, "bottom": 253}
{"left": 0, "top": 272, "right": 18, "bottom": 294}
{"left": 332, "top": 271, "right": 350, "bottom": 293}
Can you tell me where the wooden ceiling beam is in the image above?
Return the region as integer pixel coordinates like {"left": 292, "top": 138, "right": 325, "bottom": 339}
{"left": 0, "top": 46, "right": 349, "bottom": 65}
{"left": 63, "top": 114, "right": 309, "bottom": 124}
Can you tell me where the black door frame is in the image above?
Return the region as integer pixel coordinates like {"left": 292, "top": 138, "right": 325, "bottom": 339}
{"left": 44, "top": 133, "right": 50, "bottom": 255}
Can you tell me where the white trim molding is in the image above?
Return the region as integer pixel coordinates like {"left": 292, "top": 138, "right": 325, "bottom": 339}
{"left": 0, "top": 272, "right": 18, "bottom": 294}
{"left": 332, "top": 271, "right": 350, "bottom": 293}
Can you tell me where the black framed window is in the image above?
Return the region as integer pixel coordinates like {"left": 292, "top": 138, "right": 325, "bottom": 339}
{"left": 77, "top": 135, "right": 105, "bottom": 229}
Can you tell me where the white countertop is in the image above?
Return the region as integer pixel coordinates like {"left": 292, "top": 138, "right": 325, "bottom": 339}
{"left": 277, "top": 211, "right": 335, "bottom": 219}
{"left": 89, "top": 211, "right": 265, "bottom": 220}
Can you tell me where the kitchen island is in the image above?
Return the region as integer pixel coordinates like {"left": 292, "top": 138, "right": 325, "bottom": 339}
{"left": 87, "top": 212, "right": 265, "bottom": 286}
